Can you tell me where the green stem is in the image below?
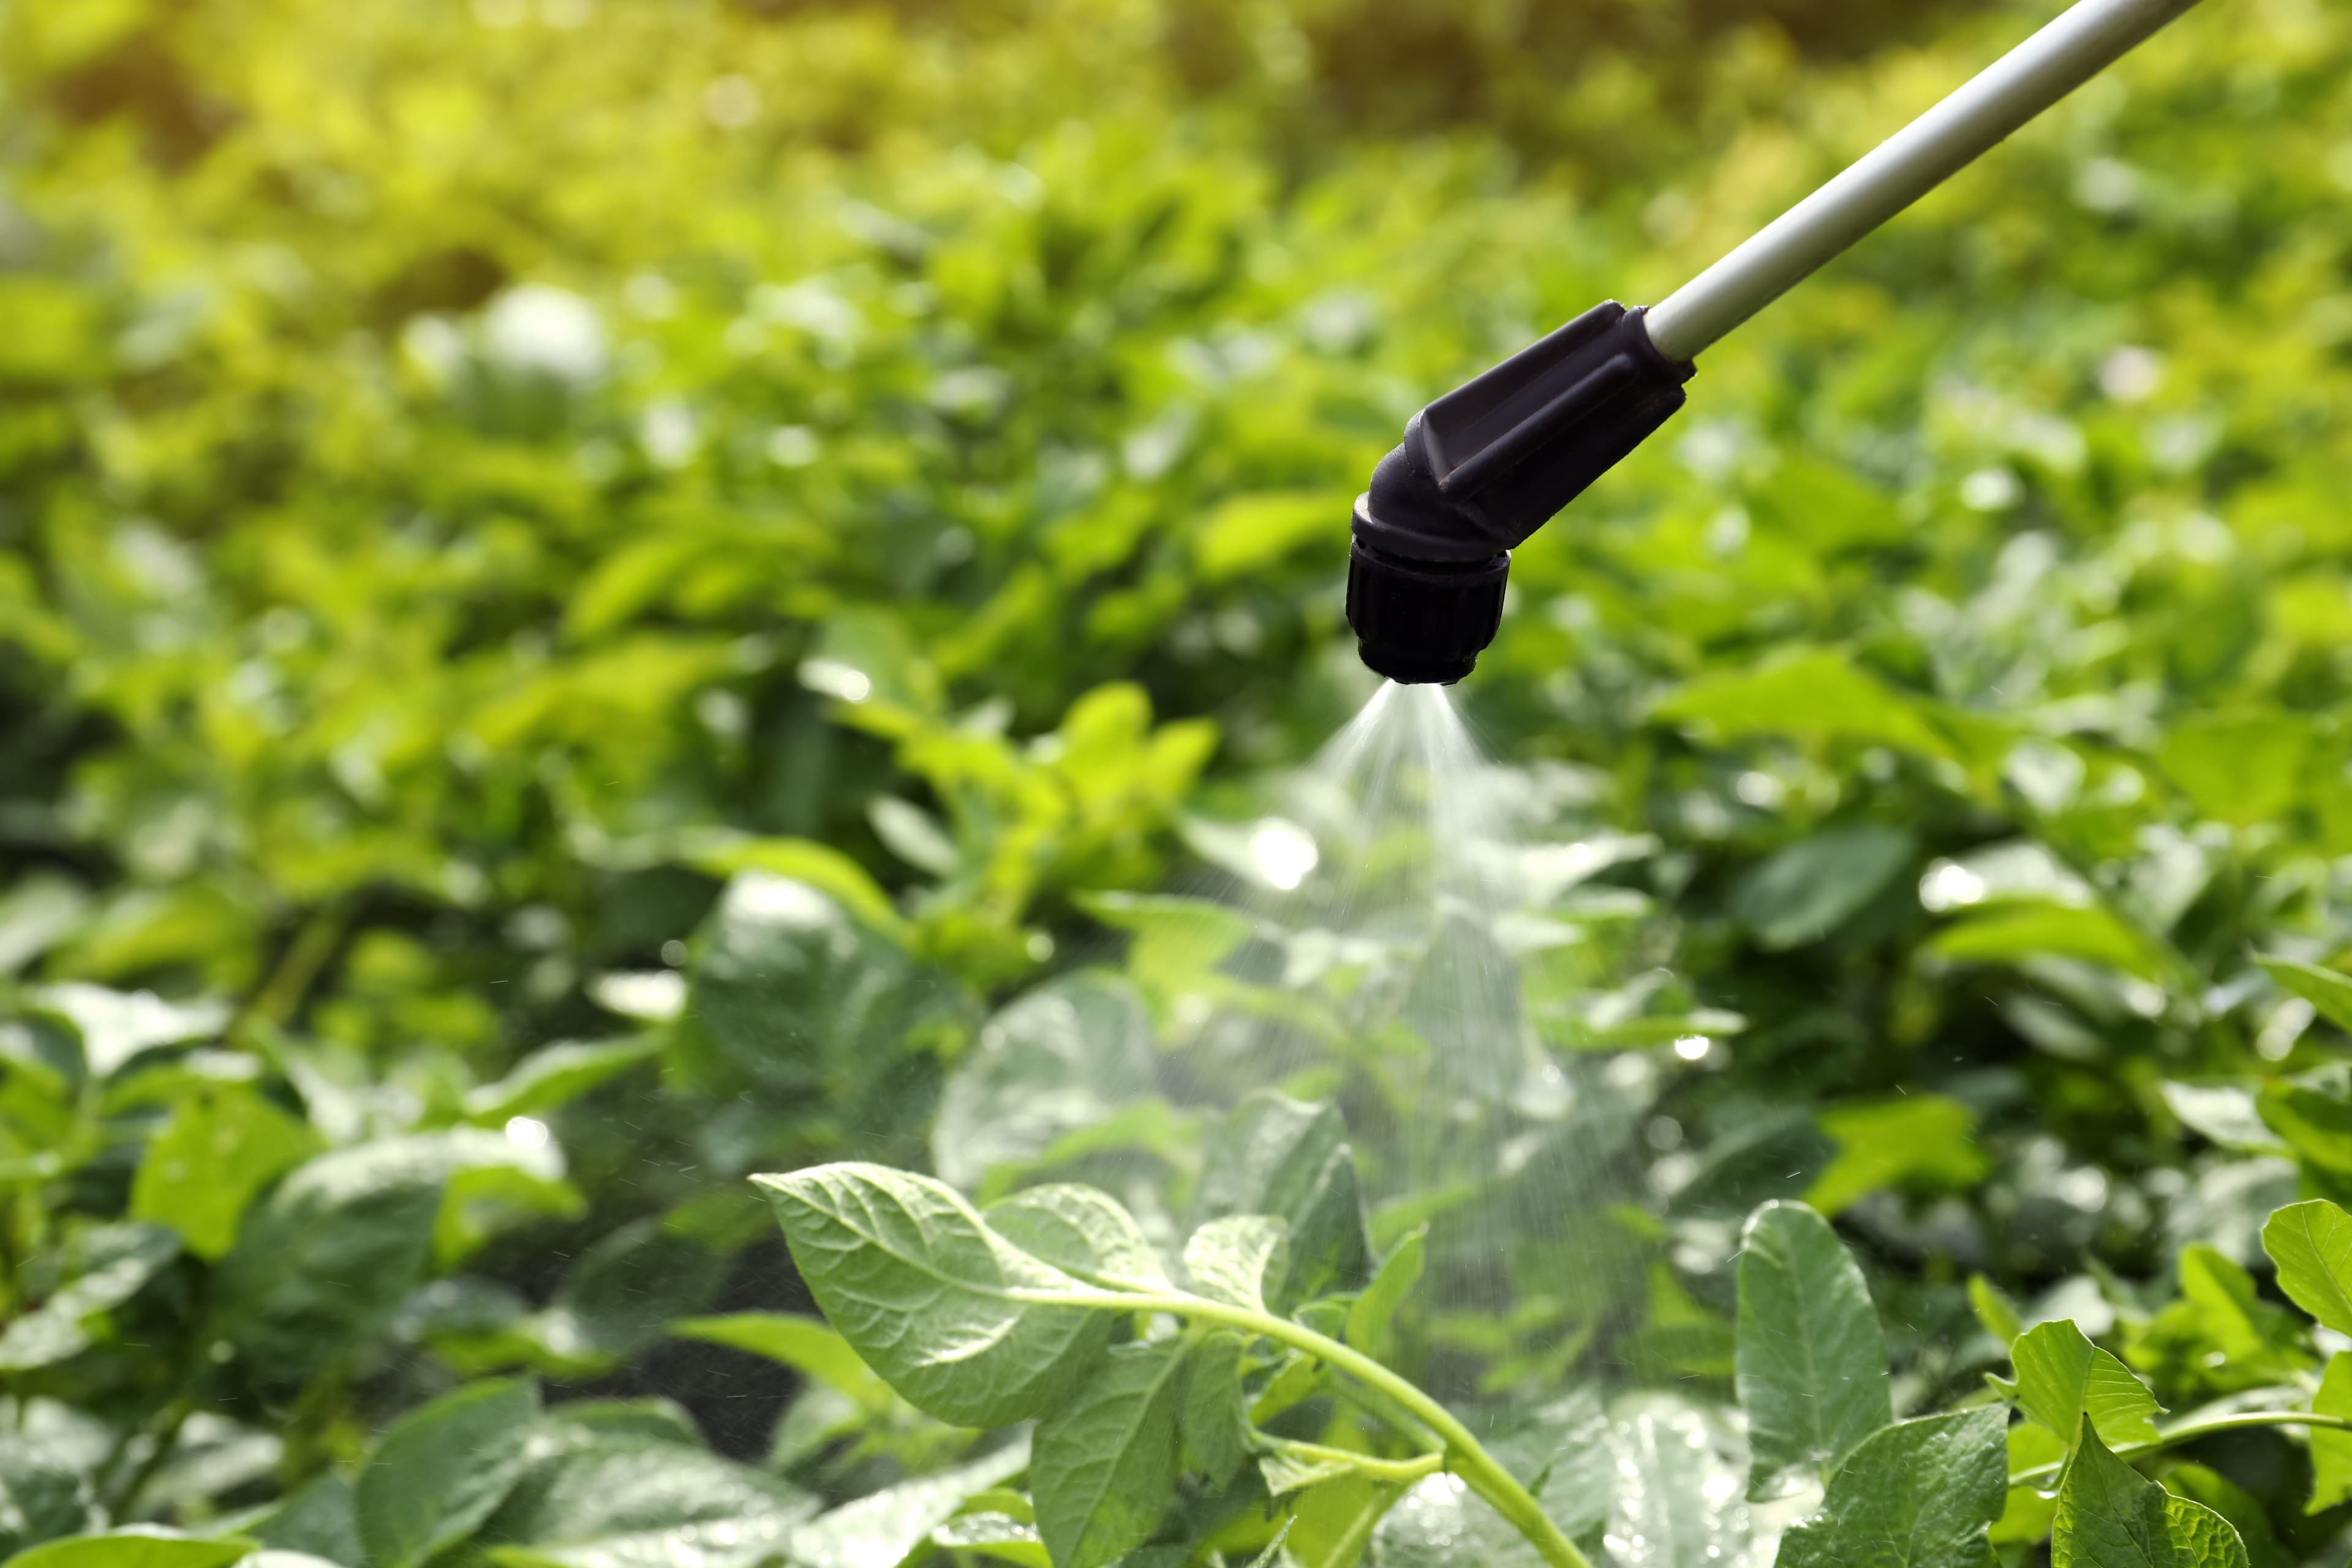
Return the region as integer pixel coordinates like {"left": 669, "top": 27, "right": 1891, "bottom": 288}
{"left": 2007, "top": 1410, "right": 2352, "bottom": 1489}
{"left": 1272, "top": 1438, "right": 1449, "bottom": 1487}
{"left": 1029, "top": 1287, "right": 1591, "bottom": 1568}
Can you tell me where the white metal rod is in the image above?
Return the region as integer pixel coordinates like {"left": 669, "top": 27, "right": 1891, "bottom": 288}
{"left": 1643, "top": 0, "right": 2206, "bottom": 364}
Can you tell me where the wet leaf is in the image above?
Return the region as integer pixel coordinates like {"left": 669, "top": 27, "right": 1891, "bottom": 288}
{"left": 987, "top": 1182, "right": 1170, "bottom": 1290}
{"left": 3, "top": 1530, "right": 252, "bottom": 1568}
{"left": 2052, "top": 1420, "right": 2248, "bottom": 1568}
{"left": 2260, "top": 1199, "right": 2352, "bottom": 1333}
{"left": 1185, "top": 1215, "right": 1289, "bottom": 1311}
{"left": 1193, "top": 1093, "right": 1369, "bottom": 1305}
{"left": 1346, "top": 1227, "right": 1425, "bottom": 1365}
{"left": 1775, "top": 1408, "right": 2008, "bottom": 1568}
{"left": 0, "top": 1223, "right": 180, "bottom": 1371}
{"left": 480, "top": 1431, "right": 818, "bottom": 1562}
{"left": 2309, "top": 1352, "right": 2352, "bottom": 1513}
{"left": 1728, "top": 824, "right": 1914, "bottom": 951}
{"left": 1602, "top": 1397, "right": 1751, "bottom": 1568}
{"left": 787, "top": 1442, "right": 1027, "bottom": 1568}
{"left": 355, "top": 1378, "right": 541, "bottom": 1568}
{"left": 935, "top": 974, "right": 1159, "bottom": 1192}
{"left": 669, "top": 1313, "right": 892, "bottom": 1406}
{"left": 1031, "top": 1340, "right": 1188, "bottom": 1568}
{"left": 1735, "top": 1200, "right": 1890, "bottom": 1498}
{"left": 1992, "top": 1320, "right": 2162, "bottom": 1453}
{"left": 758, "top": 1163, "right": 1109, "bottom": 1426}
{"left": 2256, "top": 956, "right": 2352, "bottom": 1036}
{"left": 130, "top": 1084, "right": 318, "bottom": 1259}
{"left": 464, "top": 1038, "right": 660, "bottom": 1124}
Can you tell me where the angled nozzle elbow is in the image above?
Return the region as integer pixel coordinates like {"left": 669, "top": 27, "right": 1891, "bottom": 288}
{"left": 1346, "top": 301, "right": 1694, "bottom": 684}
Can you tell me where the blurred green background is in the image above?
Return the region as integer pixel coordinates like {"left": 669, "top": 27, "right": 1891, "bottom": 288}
{"left": 8, "top": 0, "right": 2352, "bottom": 1562}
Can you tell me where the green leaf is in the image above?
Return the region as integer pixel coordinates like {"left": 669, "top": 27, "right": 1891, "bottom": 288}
{"left": 533, "top": 1218, "right": 725, "bottom": 1363}
{"left": 1184, "top": 1215, "right": 1288, "bottom": 1311}
{"left": 1193, "top": 1093, "right": 1370, "bottom": 1305}
{"left": 1287, "top": 1472, "right": 1407, "bottom": 1568}
{"left": 1601, "top": 1397, "right": 1749, "bottom": 1568}
{"left": 1240, "top": 1523, "right": 1294, "bottom": 1568}
{"left": 1376, "top": 1389, "right": 1610, "bottom": 1566}
{"left": 355, "top": 1378, "right": 541, "bottom": 1568}
{"left": 1734, "top": 1200, "right": 1891, "bottom": 1498}
{"left": 1030, "top": 1340, "right": 1187, "bottom": 1568}
{"left": 1345, "top": 1226, "right": 1425, "bottom": 1366}
{"left": 1774, "top": 1408, "right": 2008, "bottom": 1568}
{"left": 2052, "top": 1419, "right": 2249, "bottom": 1568}
{"left": 1994, "top": 1321, "right": 2162, "bottom": 1453}
{"left": 0, "top": 1223, "right": 181, "bottom": 1371}
{"left": 1257, "top": 1446, "right": 1362, "bottom": 1498}
{"left": 1969, "top": 1274, "right": 2024, "bottom": 1344}
{"left": 1748, "top": 454, "right": 1904, "bottom": 548}
{"left": 1179, "top": 1330, "right": 1253, "bottom": 1486}
{"left": 1808, "top": 1095, "right": 1989, "bottom": 1215}
{"left": 2309, "top": 1351, "right": 2352, "bottom": 1513}
{"left": 2160, "top": 1082, "right": 2285, "bottom": 1155}
{"left": 2158, "top": 715, "right": 2313, "bottom": 827}
{"left": 0, "top": 277, "right": 102, "bottom": 383}
{"left": 251, "top": 1472, "right": 361, "bottom": 1564}
{"left": 538, "top": 1400, "right": 704, "bottom": 1447}
{"left": 670, "top": 1312, "right": 892, "bottom": 1407}
{"left": 1728, "top": 824, "right": 1914, "bottom": 951}
{"left": 32, "top": 984, "right": 227, "bottom": 1077}
{"left": 1654, "top": 647, "right": 1960, "bottom": 762}
{"left": 1193, "top": 489, "right": 1352, "bottom": 581}
{"left": 786, "top": 1442, "right": 1026, "bottom": 1568}
{"left": 129, "top": 1084, "right": 318, "bottom": 1259}
{"left": 757, "top": 1163, "right": 1110, "bottom": 1426}
{"left": 208, "top": 1136, "right": 499, "bottom": 1387}
{"left": 2255, "top": 1084, "right": 2352, "bottom": 1174}
{"left": 1932, "top": 905, "right": 2165, "bottom": 980}
{"left": 799, "top": 605, "right": 945, "bottom": 723}
{"left": 935, "top": 975, "right": 1158, "bottom": 1192}
{"left": 685, "top": 844, "right": 905, "bottom": 942}
{"left": 1372, "top": 1474, "right": 1531, "bottom": 1568}
{"left": 930, "top": 1510, "right": 1052, "bottom": 1568}
{"left": 435, "top": 1140, "right": 585, "bottom": 1270}
{"left": 674, "top": 875, "right": 961, "bottom": 1117}
{"left": 2262, "top": 1200, "right": 2352, "bottom": 1333}
{"left": 478, "top": 1430, "right": 819, "bottom": 1565}
{"left": 1994, "top": 1424, "right": 2068, "bottom": 1547}
{"left": 0, "top": 1441, "right": 93, "bottom": 1559}
{"left": 985, "top": 1182, "right": 1169, "bottom": 1290}
{"left": 2130, "top": 1243, "right": 2314, "bottom": 1394}
{"left": 1487, "top": 1390, "right": 1612, "bottom": 1544}
{"left": 1077, "top": 893, "right": 1253, "bottom": 997}
{"left": 464, "top": 1038, "right": 660, "bottom": 1124}
{"left": 1, "top": 1529, "right": 251, "bottom": 1568}
{"left": 2256, "top": 956, "right": 2352, "bottom": 1035}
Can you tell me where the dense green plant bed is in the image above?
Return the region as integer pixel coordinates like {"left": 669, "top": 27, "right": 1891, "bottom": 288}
{"left": 7, "top": 0, "right": 2352, "bottom": 1563}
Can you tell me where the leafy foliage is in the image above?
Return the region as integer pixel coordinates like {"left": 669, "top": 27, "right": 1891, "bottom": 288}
{"left": 7, "top": 0, "right": 2352, "bottom": 1562}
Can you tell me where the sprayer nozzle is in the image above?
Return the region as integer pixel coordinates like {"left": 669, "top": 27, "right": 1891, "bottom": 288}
{"left": 1345, "top": 301, "right": 1694, "bottom": 684}
{"left": 1346, "top": 533, "right": 1507, "bottom": 685}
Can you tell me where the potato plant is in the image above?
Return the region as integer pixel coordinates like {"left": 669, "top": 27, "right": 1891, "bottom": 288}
{"left": 6, "top": 0, "right": 2352, "bottom": 1566}
{"left": 756, "top": 1154, "right": 2352, "bottom": 1568}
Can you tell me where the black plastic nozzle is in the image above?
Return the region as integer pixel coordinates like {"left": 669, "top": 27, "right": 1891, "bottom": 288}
{"left": 1347, "top": 301, "right": 1695, "bottom": 684}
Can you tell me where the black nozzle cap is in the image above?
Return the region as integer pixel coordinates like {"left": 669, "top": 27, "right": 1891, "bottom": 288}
{"left": 1345, "top": 532, "right": 1507, "bottom": 685}
{"left": 1346, "top": 301, "right": 1694, "bottom": 683}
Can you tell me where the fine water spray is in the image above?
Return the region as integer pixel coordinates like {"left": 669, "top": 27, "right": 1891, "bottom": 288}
{"left": 1345, "top": 0, "right": 2207, "bottom": 685}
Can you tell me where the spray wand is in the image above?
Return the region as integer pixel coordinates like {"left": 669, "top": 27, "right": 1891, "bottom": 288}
{"left": 1346, "top": 0, "right": 2207, "bottom": 685}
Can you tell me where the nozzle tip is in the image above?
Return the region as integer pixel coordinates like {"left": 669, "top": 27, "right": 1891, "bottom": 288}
{"left": 1344, "top": 534, "right": 1507, "bottom": 687}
